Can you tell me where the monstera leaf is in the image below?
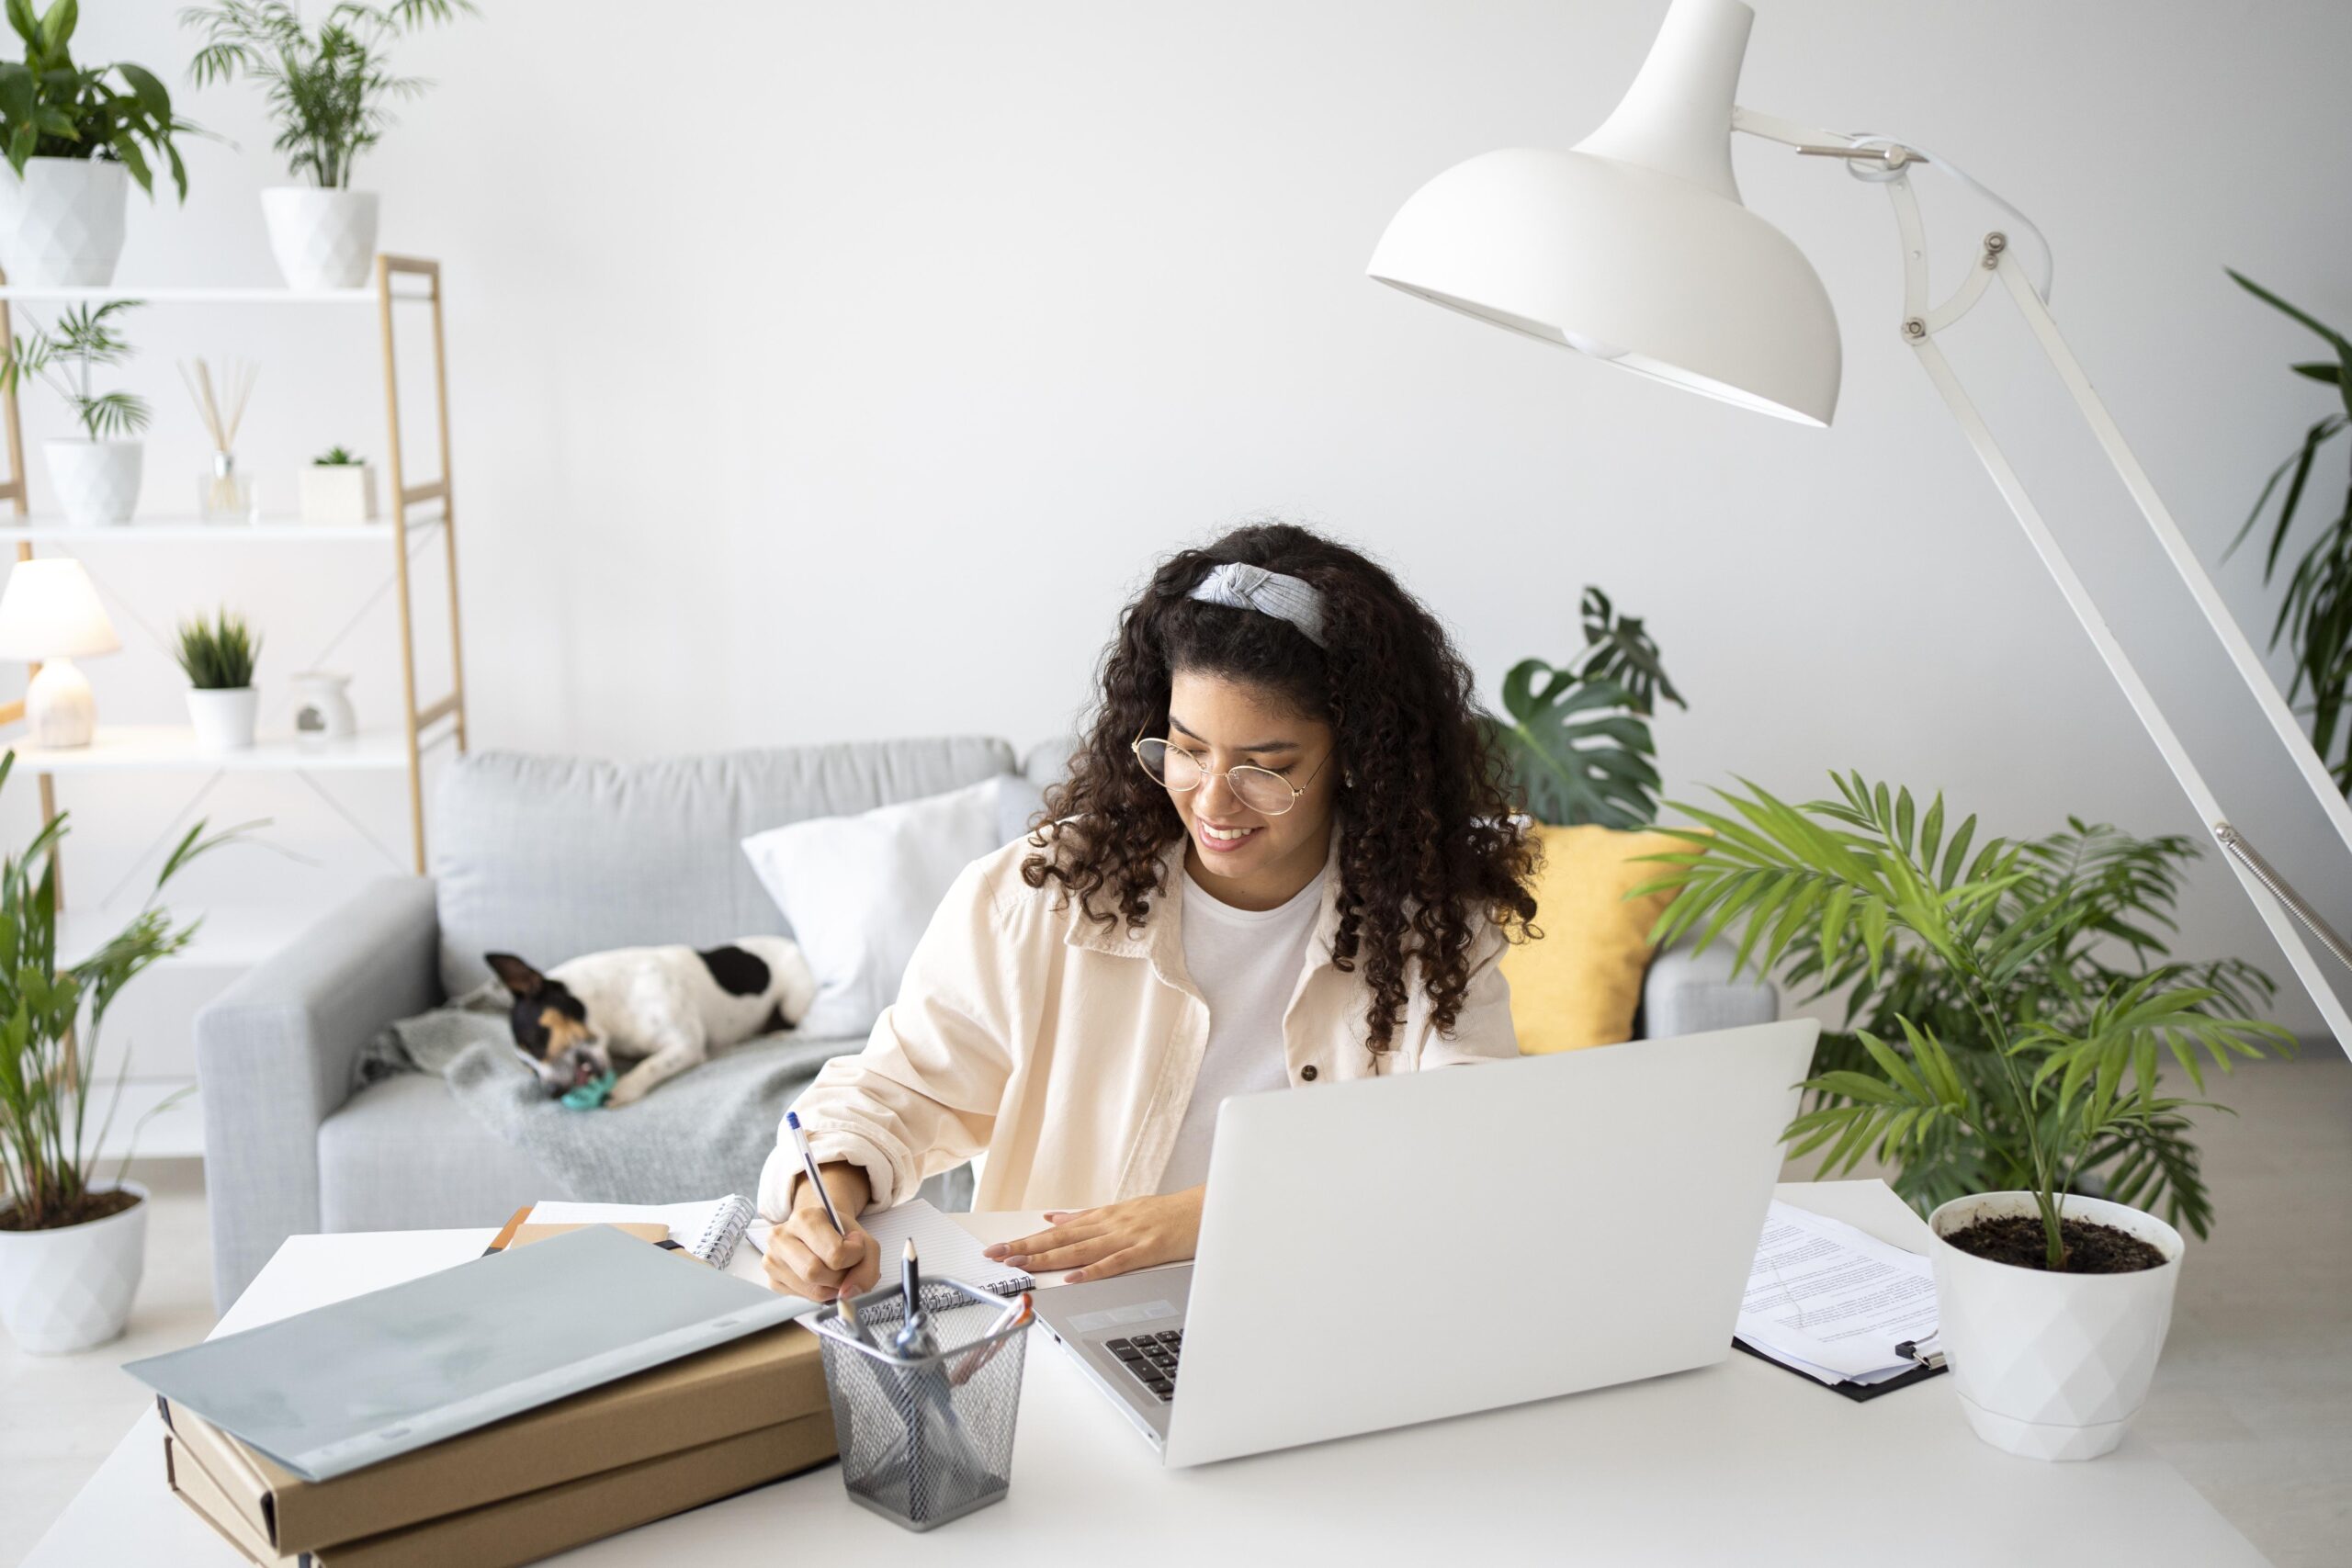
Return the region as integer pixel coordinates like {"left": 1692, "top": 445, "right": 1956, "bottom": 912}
{"left": 1496, "top": 659, "right": 1661, "bottom": 829}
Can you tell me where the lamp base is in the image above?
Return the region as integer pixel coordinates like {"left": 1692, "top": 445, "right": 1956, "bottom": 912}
{"left": 26, "top": 657, "right": 96, "bottom": 748}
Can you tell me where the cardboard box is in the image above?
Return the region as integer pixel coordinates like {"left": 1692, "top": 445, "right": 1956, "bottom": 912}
{"left": 166, "top": 1411, "right": 835, "bottom": 1568}
{"left": 161, "top": 1319, "right": 829, "bottom": 1555}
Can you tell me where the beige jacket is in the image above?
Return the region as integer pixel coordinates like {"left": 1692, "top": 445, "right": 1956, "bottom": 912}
{"left": 756, "top": 833, "right": 1517, "bottom": 1221}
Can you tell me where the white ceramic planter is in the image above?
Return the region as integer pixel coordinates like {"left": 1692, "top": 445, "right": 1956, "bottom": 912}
{"left": 298, "top": 462, "right": 378, "bottom": 524}
{"left": 262, "top": 186, "right": 379, "bottom": 290}
{"left": 187, "top": 685, "right": 259, "bottom": 751}
{"left": 44, "top": 438, "right": 142, "bottom": 526}
{"left": 0, "top": 157, "right": 128, "bottom": 286}
{"left": 0, "top": 1180, "right": 148, "bottom": 1354}
{"left": 1928, "top": 1191, "right": 2184, "bottom": 1461}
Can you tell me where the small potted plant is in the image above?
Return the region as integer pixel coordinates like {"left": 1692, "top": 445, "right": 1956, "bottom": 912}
{"left": 1, "top": 301, "right": 150, "bottom": 527}
{"left": 174, "top": 607, "right": 261, "bottom": 751}
{"left": 0, "top": 1, "right": 193, "bottom": 286}
{"left": 300, "top": 445, "right": 377, "bottom": 523}
{"left": 1641, "top": 773, "right": 2292, "bottom": 1461}
{"left": 181, "top": 0, "right": 475, "bottom": 290}
{"left": 0, "top": 754, "right": 232, "bottom": 1353}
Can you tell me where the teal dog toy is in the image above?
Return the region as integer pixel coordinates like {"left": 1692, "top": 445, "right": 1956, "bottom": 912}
{"left": 560, "top": 1070, "right": 618, "bottom": 1111}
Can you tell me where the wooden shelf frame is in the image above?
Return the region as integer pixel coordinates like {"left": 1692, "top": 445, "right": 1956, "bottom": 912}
{"left": 0, "top": 255, "right": 470, "bottom": 881}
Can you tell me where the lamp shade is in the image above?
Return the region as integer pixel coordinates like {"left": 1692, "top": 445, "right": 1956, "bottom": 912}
{"left": 0, "top": 558, "right": 120, "bottom": 660}
{"left": 1367, "top": 0, "right": 1840, "bottom": 426}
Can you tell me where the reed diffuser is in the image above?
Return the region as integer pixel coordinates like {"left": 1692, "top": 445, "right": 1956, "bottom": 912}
{"left": 181, "top": 356, "right": 259, "bottom": 524}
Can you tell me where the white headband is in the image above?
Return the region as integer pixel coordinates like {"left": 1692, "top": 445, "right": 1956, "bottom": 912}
{"left": 1186, "top": 561, "right": 1329, "bottom": 649}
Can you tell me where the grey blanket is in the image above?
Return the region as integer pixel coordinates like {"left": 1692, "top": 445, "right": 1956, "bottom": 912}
{"left": 356, "top": 987, "right": 864, "bottom": 1203}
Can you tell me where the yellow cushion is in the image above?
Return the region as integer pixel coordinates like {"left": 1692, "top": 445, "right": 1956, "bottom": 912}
{"left": 1502, "top": 824, "right": 1691, "bottom": 1055}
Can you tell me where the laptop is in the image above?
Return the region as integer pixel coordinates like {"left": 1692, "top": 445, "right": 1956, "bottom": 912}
{"left": 1031, "top": 1018, "right": 1819, "bottom": 1467}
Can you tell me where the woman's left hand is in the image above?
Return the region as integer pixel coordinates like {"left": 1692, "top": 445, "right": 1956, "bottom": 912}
{"left": 984, "top": 1187, "right": 1204, "bottom": 1284}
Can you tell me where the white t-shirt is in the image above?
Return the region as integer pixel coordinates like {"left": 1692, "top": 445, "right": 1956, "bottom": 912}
{"left": 1157, "top": 865, "right": 1327, "bottom": 1194}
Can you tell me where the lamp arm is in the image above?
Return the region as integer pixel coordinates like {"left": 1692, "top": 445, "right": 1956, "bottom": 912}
{"left": 1817, "top": 158, "right": 2352, "bottom": 1047}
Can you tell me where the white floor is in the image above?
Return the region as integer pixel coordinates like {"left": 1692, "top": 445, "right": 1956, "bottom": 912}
{"left": 6, "top": 1056, "right": 2349, "bottom": 1567}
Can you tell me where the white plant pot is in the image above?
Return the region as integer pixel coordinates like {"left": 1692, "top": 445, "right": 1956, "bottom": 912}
{"left": 187, "top": 685, "right": 260, "bottom": 752}
{"left": 1928, "top": 1191, "right": 2184, "bottom": 1461}
{"left": 299, "top": 463, "right": 378, "bottom": 524}
{"left": 0, "top": 1181, "right": 148, "bottom": 1354}
{"left": 261, "top": 186, "right": 379, "bottom": 290}
{"left": 0, "top": 157, "right": 128, "bottom": 286}
{"left": 44, "top": 438, "right": 142, "bottom": 526}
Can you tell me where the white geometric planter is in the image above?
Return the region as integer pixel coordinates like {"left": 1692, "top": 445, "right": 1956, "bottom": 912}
{"left": 261, "top": 186, "right": 379, "bottom": 290}
{"left": 0, "top": 157, "right": 128, "bottom": 286}
{"left": 44, "top": 438, "right": 143, "bottom": 526}
{"left": 187, "top": 685, "right": 260, "bottom": 751}
{"left": 0, "top": 1181, "right": 149, "bottom": 1354}
{"left": 1928, "top": 1191, "right": 2184, "bottom": 1462}
{"left": 298, "top": 462, "right": 378, "bottom": 524}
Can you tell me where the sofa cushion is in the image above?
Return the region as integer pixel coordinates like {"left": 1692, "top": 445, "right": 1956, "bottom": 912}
{"left": 1502, "top": 824, "right": 1694, "bottom": 1054}
{"left": 319, "top": 1072, "right": 571, "bottom": 1231}
{"left": 430, "top": 738, "right": 1018, "bottom": 997}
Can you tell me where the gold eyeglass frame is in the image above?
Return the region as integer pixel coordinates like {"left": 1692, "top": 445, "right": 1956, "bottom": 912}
{"left": 1131, "top": 729, "right": 1335, "bottom": 817}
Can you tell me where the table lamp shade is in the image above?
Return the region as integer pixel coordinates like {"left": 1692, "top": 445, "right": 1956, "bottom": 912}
{"left": 1366, "top": 0, "right": 1840, "bottom": 426}
{"left": 0, "top": 558, "right": 121, "bottom": 660}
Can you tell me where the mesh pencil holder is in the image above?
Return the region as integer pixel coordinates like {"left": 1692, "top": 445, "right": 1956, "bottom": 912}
{"left": 811, "top": 1279, "right": 1031, "bottom": 1531}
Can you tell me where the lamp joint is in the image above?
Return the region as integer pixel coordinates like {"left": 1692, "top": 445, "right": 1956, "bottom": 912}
{"left": 1903, "top": 318, "right": 1928, "bottom": 341}
{"left": 1982, "top": 231, "right": 2008, "bottom": 269}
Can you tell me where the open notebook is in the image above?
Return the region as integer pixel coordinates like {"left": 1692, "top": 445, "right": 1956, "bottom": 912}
{"left": 529, "top": 1197, "right": 1035, "bottom": 1296}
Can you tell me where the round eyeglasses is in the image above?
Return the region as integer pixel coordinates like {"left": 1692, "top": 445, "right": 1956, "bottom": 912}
{"left": 1132, "top": 733, "right": 1334, "bottom": 817}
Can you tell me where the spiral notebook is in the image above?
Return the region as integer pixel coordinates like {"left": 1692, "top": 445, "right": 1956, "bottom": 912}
{"left": 526, "top": 1195, "right": 760, "bottom": 1271}
{"left": 849, "top": 1199, "right": 1036, "bottom": 1297}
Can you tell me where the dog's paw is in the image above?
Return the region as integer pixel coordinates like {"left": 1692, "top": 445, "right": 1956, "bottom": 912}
{"left": 605, "top": 1075, "right": 650, "bottom": 1108}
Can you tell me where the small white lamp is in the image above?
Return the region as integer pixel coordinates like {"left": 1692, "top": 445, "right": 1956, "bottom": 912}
{"left": 0, "top": 558, "right": 120, "bottom": 748}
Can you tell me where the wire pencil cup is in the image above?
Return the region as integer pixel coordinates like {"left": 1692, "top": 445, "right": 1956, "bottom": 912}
{"left": 811, "top": 1279, "right": 1031, "bottom": 1530}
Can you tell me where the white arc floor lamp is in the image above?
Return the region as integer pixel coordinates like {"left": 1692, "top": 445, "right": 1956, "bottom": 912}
{"left": 1367, "top": 0, "right": 2352, "bottom": 1055}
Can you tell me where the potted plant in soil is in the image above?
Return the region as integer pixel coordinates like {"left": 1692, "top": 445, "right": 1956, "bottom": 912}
{"left": 0, "top": 754, "right": 232, "bottom": 1353}
{"left": 1, "top": 300, "right": 150, "bottom": 526}
{"left": 0, "top": 0, "right": 193, "bottom": 285}
{"left": 174, "top": 606, "right": 261, "bottom": 751}
{"left": 299, "top": 444, "right": 376, "bottom": 523}
{"left": 1638, "top": 773, "right": 2293, "bottom": 1461}
{"left": 180, "top": 0, "right": 476, "bottom": 290}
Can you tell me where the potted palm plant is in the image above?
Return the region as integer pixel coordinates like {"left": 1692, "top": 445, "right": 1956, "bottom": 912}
{"left": 1, "top": 300, "right": 150, "bottom": 526}
{"left": 180, "top": 0, "right": 475, "bottom": 290}
{"left": 175, "top": 607, "right": 261, "bottom": 750}
{"left": 1639, "top": 773, "right": 2292, "bottom": 1460}
{"left": 0, "top": 0, "right": 193, "bottom": 285}
{"left": 0, "top": 756, "right": 230, "bottom": 1353}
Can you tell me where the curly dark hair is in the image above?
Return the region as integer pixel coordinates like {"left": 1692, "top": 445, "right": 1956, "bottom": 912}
{"left": 1023, "top": 522, "right": 1538, "bottom": 1060}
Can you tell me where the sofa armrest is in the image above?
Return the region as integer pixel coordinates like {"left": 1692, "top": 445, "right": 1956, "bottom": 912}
{"left": 197, "top": 877, "right": 440, "bottom": 1310}
{"left": 1641, "top": 941, "right": 1778, "bottom": 1041}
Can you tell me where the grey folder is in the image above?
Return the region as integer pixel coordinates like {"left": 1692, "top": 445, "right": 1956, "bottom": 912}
{"left": 123, "top": 1225, "right": 814, "bottom": 1481}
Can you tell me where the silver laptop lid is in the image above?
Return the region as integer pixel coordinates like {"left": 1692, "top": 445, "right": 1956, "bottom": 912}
{"left": 1161, "top": 1019, "right": 1818, "bottom": 1467}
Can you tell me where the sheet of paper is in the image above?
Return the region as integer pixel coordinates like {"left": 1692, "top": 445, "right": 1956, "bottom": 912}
{"left": 528, "top": 1198, "right": 771, "bottom": 1288}
{"left": 1736, "top": 1200, "right": 1939, "bottom": 1383}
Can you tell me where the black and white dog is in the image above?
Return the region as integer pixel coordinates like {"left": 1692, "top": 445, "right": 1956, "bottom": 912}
{"left": 485, "top": 937, "right": 818, "bottom": 1107}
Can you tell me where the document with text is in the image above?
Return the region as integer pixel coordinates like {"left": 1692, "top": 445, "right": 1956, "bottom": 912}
{"left": 1736, "top": 1201, "right": 1941, "bottom": 1387}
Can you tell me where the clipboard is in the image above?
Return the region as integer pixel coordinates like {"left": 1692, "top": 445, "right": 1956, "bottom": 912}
{"left": 1731, "top": 1337, "right": 1948, "bottom": 1403}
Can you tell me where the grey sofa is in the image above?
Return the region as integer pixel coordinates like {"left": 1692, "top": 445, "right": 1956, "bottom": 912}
{"left": 196, "top": 736, "right": 1776, "bottom": 1309}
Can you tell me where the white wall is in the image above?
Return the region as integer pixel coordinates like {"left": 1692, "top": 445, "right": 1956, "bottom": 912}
{"left": 23, "top": 0, "right": 2352, "bottom": 1039}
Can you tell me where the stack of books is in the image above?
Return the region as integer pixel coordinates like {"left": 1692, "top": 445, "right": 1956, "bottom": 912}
{"left": 130, "top": 1222, "right": 838, "bottom": 1567}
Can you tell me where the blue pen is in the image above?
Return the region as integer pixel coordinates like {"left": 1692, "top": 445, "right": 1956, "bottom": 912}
{"left": 786, "top": 1111, "right": 846, "bottom": 1236}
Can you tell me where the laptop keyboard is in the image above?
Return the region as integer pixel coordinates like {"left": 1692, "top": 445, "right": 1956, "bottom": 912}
{"left": 1102, "top": 1329, "right": 1182, "bottom": 1401}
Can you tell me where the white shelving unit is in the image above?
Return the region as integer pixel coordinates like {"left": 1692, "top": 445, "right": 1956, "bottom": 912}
{"left": 0, "top": 260, "right": 471, "bottom": 1152}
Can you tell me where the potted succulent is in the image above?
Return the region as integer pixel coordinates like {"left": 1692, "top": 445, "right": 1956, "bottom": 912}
{"left": 0, "top": 0, "right": 192, "bottom": 286}
{"left": 1, "top": 300, "right": 150, "bottom": 526}
{"left": 181, "top": 0, "right": 475, "bottom": 290}
{"left": 1640, "top": 773, "right": 2292, "bottom": 1461}
{"left": 174, "top": 607, "right": 261, "bottom": 750}
{"left": 0, "top": 754, "right": 230, "bottom": 1353}
{"left": 299, "top": 445, "right": 376, "bottom": 523}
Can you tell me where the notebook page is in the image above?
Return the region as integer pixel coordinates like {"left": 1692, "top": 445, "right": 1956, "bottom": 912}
{"left": 854, "top": 1199, "right": 1035, "bottom": 1295}
{"left": 527, "top": 1198, "right": 767, "bottom": 1285}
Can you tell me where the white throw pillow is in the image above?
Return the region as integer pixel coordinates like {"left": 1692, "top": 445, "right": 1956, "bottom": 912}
{"left": 741, "top": 776, "right": 1007, "bottom": 1040}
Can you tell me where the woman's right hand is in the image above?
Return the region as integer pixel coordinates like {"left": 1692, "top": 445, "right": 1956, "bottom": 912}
{"left": 763, "top": 1160, "right": 879, "bottom": 1301}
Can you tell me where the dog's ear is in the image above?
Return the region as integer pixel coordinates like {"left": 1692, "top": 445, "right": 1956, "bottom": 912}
{"left": 485, "top": 953, "right": 545, "bottom": 998}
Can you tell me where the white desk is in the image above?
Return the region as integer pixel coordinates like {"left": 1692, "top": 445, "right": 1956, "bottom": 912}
{"left": 27, "top": 1181, "right": 2269, "bottom": 1567}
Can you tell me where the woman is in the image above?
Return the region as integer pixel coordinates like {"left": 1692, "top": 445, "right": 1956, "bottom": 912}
{"left": 760, "top": 523, "right": 1538, "bottom": 1298}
